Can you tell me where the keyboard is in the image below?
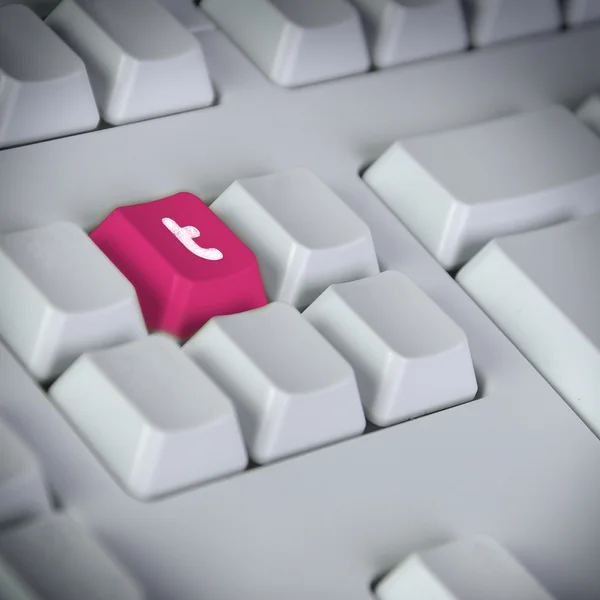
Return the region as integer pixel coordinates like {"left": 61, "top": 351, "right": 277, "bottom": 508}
{"left": 1, "top": 1, "right": 600, "bottom": 598}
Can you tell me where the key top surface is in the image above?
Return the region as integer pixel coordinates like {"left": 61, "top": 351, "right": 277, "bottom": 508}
{"left": 363, "top": 105, "right": 600, "bottom": 269}
{"left": 49, "top": 334, "right": 248, "bottom": 499}
{"left": 203, "top": 0, "right": 370, "bottom": 87}
{"left": 46, "top": 0, "right": 214, "bottom": 125}
{"left": 211, "top": 168, "right": 379, "bottom": 308}
{"left": 90, "top": 192, "right": 267, "bottom": 339}
{"left": 350, "top": 0, "right": 468, "bottom": 67}
{"left": 0, "top": 221, "right": 146, "bottom": 382}
{"left": 0, "top": 5, "right": 98, "bottom": 148}
{"left": 183, "top": 302, "right": 366, "bottom": 464}
{"left": 304, "top": 271, "right": 477, "bottom": 426}
{"left": 564, "top": 0, "right": 600, "bottom": 27}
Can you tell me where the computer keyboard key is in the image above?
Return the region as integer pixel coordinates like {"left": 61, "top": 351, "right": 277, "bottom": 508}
{"left": 90, "top": 192, "right": 267, "bottom": 340}
{"left": 0, "top": 1, "right": 59, "bottom": 18}
{"left": 0, "top": 513, "right": 143, "bottom": 600}
{"left": 457, "top": 214, "right": 600, "bottom": 439}
{"left": 464, "top": 0, "right": 561, "bottom": 48}
{"left": 157, "top": 0, "right": 215, "bottom": 33}
{"left": 46, "top": 0, "right": 214, "bottom": 125}
{"left": 304, "top": 271, "right": 477, "bottom": 426}
{"left": 0, "top": 419, "right": 51, "bottom": 527}
{"left": 350, "top": 0, "right": 468, "bottom": 68}
{"left": 375, "top": 536, "right": 554, "bottom": 599}
{"left": 576, "top": 93, "right": 600, "bottom": 135}
{"left": 202, "top": 0, "right": 370, "bottom": 87}
{"left": 211, "top": 168, "right": 379, "bottom": 308}
{"left": 564, "top": 0, "right": 600, "bottom": 27}
{"left": 0, "top": 5, "right": 98, "bottom": 149}
{"left": 0, "top": 222, "right": 146, "bottom": 383}
{"left": 49, "top": 334, "right": 248, "bottom": 499}
{"left": 363, "top": 105, "right": 600, "bottom": 269}
{"left": 183, "top": 302, "right": 366, "bottom": 464}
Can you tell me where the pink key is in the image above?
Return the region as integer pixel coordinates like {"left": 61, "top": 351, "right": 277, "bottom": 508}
{"left": 90, "top": 193, "right": 267, "bottom": 339}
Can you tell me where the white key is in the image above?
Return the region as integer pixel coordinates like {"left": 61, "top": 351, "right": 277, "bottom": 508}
{"left": 0, "top": 221, "right": 146, "bottom": 383}
{"left": 0, "top": 1, "right": 59, "bottom": 18}
{"left": 157, "top": 0, "right": 215, "bottom": 33}
{"left": 202, "top": 0, "right": 370, "bottom": 87}
{"left": 304, "top": 271, "right": 477, "bottom": 426}
{"left": 0, "top": 5, "right": 98, "bottom": 148}
{"left": 363, "top": 105, "right": 600, "bottom": 269}
{"left": 350, "top": 0, "right": 468, "bottom": 68}
{"left": 0, "top": 513, "right": 143, "bottom": 600}
{"left": 564, "top": 0, "right": 600, "bottom": 27}
{"left": 464, "top": 0, "right": 561, "bottom": 47}
{"left": 457, "top": 214, "right": 600, "bottom": 438}
{"left": 211, "top": 168, "right": 379, "bottom": 308}
{"left": 376, "top": 536, "right": 555, "bottom": 600}
{"left": 0, "top": 419, "right": 51, "bottom": 527}
{"left": 183, "top": 302, "right": 366, "bottom": 464}
{"left": 576, "top": 93, "right": 600, "bottom": 135}
{"left": 49, "top": 334, "right": 248, "bottom": 499}
{"left": 46, "top": 0, "right": 214, "bottom": 125}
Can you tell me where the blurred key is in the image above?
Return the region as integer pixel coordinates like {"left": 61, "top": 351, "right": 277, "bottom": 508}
{"left": 157, "top": 0, "right": 215, "bottom": 33}
{"left": 564, "top": 0, "right": 600, "bottom": 27}
{"left": 0, "top": 419, "right": 51, "bottom": 527}
{"left": 211, "top": 168, "right": 379, "bottom": 308}
{"left": 90, "top": 192, "right": 267, "bottom": 340}
{"left": 350, "top": 0, "right": 468, "bottom": 67}
{"left": 576, "top": 93, "right": 600, "bottom": 135}
{"left": 0, "top": 513, "right": 143, "bottom": 600}
{"left": 363, "top": 105, "right": 600, "bottom": 269}
{"left": 183, "top": 302, "right": 366, "bottom": 464}
{"left": 457, "top": 214, "right": 600, "bottom": 438}
{"left": 203, "top": 0, "right": 370, "bottom": 87}
{"left": 464, "top": 0, "right": 561, "bottom": 47}
{"left": 376, "top": 536, "right": 555, "bottom": 599}
{"left": 0, "top": 1, "right": 59, "bottom": 18}
{"left": 46, "top": 0, "right": 214, "bottom": 125}
{"left": 0, "top": 4, "right": 98, "bottom": 148}
{"left": 304, "top": 271, "right": 477, "bottom": 426}
{"left": 0, "top": 222, "right": 146, "bottom": 383}
{"left": 49, "top": 334, "right": 248, "bottom": 499}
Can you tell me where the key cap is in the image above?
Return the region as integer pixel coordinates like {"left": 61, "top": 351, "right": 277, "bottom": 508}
{"left": 211, "top": 168, "right": 379, "bottom": 308}
{"left": 350, "top": 0, "right": 468, "bottom": 68}
{"left": 90, "top": 192, "right": 267, "bottom": 340}
{"left": 0, "top": 419, "right": 51, "bottom": 527}
{"left": 375, "top": 536, "right": 555, "bottom": 599}
{"left": 49, "top": 334, "right": 248, "bottom": 499}
{"left": 0, "top": 221, "right": 146, "bottom": 383}
{"left": 46, "top": 0, "right": 214, "bottom": 125}
{"left": 0, "top": 5, "right": 98, "bottom": 149}
{"left": 576, "top": 93, "right": 600, "bottom": 135}
{"left": 0, "top": 513, "right": 143, "bottom": 599}
{"left": 304, "top": 271, "right": 477, "bottom": 426}
{"left": 564, "top": 0, "right": 600, "bottom": 27}
{"left": 457, "top": 214, "right": 600, "bottom": 438}
{"left": 464, "top": 0, "right": 561, "bottom": 48}
{"left": 363, "top": 105, "right": 600, "bottom": 270}
{"left": 157, "top": 0, "right": 215, "bottom": 33}
{"left": 202, "top": 0, "right": 370, "bottom": 87}
{"left": 183, "top": 302, "right": 366, "bottom": 464}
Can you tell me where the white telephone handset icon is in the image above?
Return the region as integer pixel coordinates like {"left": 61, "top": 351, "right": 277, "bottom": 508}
{"left": 162, "top": 217, "right": 223, "bottom": 261}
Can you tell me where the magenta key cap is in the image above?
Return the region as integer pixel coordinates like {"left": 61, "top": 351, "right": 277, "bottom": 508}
{"left": 90, "top": 193, "right": 267, "bottom": 339}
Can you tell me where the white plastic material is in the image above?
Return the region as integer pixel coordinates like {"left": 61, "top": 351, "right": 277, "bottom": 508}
{"left": 211, "top": 168, "right": 379, "bottom": 308}
{"left": 576, "top": 93, "right": 600, "bottom": 135}
{"left": 0, "top": 222, "right": 147, "bottom": 383}
{"left": 48, "top": 335, "right": 248, "bottom": 499}
{"left": 46, "top": 0, "right": 214, "bottom": 125}
{"left": 183, "top": 302, "right": 366, "bottom": 464}
{"left": 202, "top": 0, "right": 370, "bottom": 86}
{"left": 564, "top": 0, "right": 600, "bottom": 27}
{"left": 363, "top": 105, "right": 600, "bottom": 269}
{"left": 157, "top": 0, "right": 215, "bottom": 33}
{"left": 0, "top": 5, "right": 98, "bottom": 148}
{"left": 457, "top": 214, "right": 600, "bottom": 439}
{"left": 376, "top": 536, "right": 555, "bottom": 600}
{"left": 350, "top": 0, "right": 468, "bottom": 67}
{"left": 304, "top": 271, "right": 477, "bottom": 426}
{"left": 465, "top": 0, "right": 561, "bottom": 47}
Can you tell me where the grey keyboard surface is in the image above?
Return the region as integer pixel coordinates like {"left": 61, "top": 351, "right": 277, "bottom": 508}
{"left": 1, "top": 1, "right": 600, "bottom": 599}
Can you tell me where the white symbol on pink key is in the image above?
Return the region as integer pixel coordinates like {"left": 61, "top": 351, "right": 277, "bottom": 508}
{"left": 162, "top": 217, "right": 223, "bottom": 260}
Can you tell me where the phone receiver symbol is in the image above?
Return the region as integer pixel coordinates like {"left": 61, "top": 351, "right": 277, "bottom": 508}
{"left": 162, "top": 217, "right": 223, "bottom": 261}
